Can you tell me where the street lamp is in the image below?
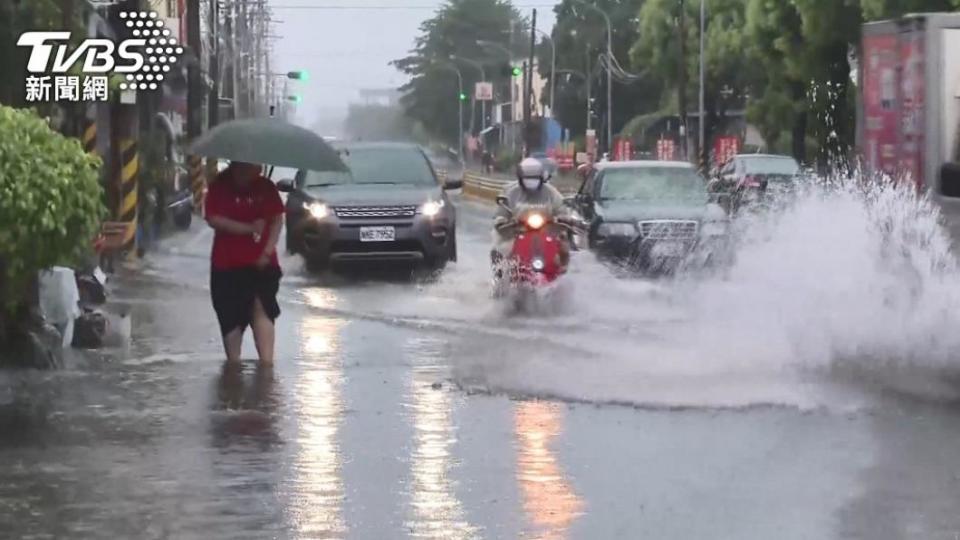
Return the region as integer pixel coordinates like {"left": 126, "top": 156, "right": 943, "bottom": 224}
{"left": 476, "top": 39, "right": 518, "bottom": 149}
{"left": 431, "top": 61, "right": 465, "bottom": 164}
{"left": 571, "top": 0, "right": 613, "bottom": 153}
{"left": 476, "top": 39, "right": 512, "bottom": 61}
{"left": 450, "top": 54, "right": 488, "bottom": 132}
{"left": 534, "top": 28, "right": 556, "bottom": 119}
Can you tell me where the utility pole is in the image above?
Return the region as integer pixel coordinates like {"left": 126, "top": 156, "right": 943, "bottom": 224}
{"left": 228, "top": 1, "right": 238, "bottom": 120}
{"left": 698, "top": 0, "right": 707, "bottom": 172}
{"left": 186, "top": 0, "right": 202, "bottom": 141}
{"left": 678, "top": 0, "right": 689, "bottom": 160}
{"left": 524, "top": 8, "right": 537, "bottom": 157}
{"left": 237, "top": 0, "right": 248, "bottom": 117}
{"left": 206, "top": 0, "right": 221, "bottom": 186}
{"left": 208, "top": 0, "right": 220, "bottom": 130}
{"left": 585, "top": 47, "right": 592, "bottom": 132}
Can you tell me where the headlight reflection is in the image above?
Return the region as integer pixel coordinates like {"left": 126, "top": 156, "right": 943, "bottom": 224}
{"left": 288, "top": 310, "right": 346, "bottom": 537}
{"left": 515, "top": 401, "right": 584, "bottom": 539}
{"left": 405, "top": 337, "right": 475, "bottom": 539}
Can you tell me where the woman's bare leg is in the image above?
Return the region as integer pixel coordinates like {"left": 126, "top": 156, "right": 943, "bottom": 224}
{"left": 251, "top": 297, "right": 275, "bottom": 365}
{"left": 223, "top": 328, "right": 244, "bottom": 363}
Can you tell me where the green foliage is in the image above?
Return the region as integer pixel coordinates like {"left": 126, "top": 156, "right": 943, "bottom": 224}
{"left": 0, "top": 106, "right": 105, "bottom": 312}
{"left": 392, "top": 0, "right": 525, "bottom": 145}
{"left": 550, "top": 0, "right": 661, "bottom": 138}
{"left": 495, "top": 148, "right": 521, "bottom": 171}
{"left": 631, "top": 0, "right": 758, "bottom": 157}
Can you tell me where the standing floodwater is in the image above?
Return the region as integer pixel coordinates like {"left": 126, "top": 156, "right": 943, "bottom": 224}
{"left": 3, "top": 181, "right": 960, "bottom": 538}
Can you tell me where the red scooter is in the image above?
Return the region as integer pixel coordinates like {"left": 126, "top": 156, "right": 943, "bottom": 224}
{"left": 494, "top": 199, "right": 576, "bottom": 290}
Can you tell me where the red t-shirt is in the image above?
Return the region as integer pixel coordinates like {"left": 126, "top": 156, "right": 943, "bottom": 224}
{"left": 205, "top": 173, "right": 284, "bottom": 270}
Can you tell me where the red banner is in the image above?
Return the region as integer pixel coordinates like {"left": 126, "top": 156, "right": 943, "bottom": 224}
{"left": 656, "top": 138, "right": 676, "bottom": 161}
{"left": 862, "top": 34, "right": 899, "bottom": 178}
{"left": 612, "top": 138, "right": 633, "bottom": 161}
{"left": 713, "top": 136, "right": 741, "bottom": 166}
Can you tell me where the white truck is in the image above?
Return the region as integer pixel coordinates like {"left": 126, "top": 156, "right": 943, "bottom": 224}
{"left": 859, "top": 13, "right": 960, "bottom": 233}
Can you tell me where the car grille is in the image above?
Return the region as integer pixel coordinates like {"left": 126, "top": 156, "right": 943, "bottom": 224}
{"left": 334, "top": 205, "right": 417, "bottom": 219}
{"left": 639, "top": 220, "right": 699, "bottom": 240}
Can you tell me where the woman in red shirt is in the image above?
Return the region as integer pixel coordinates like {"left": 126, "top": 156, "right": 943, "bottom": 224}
{"left": 204, "top": 162, "right": 285, "bottom": 365}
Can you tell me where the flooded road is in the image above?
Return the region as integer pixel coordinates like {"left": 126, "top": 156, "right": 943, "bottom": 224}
{"left": 3, "top": 193, "right": 960, "bottom": 539}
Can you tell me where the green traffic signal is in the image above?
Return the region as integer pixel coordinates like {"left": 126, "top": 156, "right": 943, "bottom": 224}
{"left": 458, "top": 92, "right": 468, "bottom": 101}
{"left": 287, "top": 70, "right": 309, "bottom": 82}
{"left": 512, "top": 66, "right": 522, "bottom": 77}
{"left": 287, "top": 95, "right": 303, "bottom": 103}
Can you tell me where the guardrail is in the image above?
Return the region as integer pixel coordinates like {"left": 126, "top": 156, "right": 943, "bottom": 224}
{"left": 463, "top": 171, "right": 511, "bottom": 202}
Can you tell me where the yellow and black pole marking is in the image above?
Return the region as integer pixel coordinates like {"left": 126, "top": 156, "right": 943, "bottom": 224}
{"left": 189, "top": 155, "right": 206, "bottom": 214}
{"left": 82, "top": 119, "right": 97, "bottom": 156}
{"left": 118, "top": 139, "right": 139, "bottom": 258}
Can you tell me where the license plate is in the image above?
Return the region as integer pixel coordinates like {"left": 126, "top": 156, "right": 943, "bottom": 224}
{"left": 360, "top": 226, "right": 396, "bottom": 242}
{"left": 651, "top": 241, "right": 685, "bottom": 258}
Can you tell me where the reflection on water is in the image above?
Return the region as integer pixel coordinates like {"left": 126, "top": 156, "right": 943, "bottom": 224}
{"left": 406, "top": 337, "right": 477, "bottom": 539}
{"left": 515, "top": 401, "right": 584, "bottom": 540}
{"left": 211, "top": 361, "right": 281, "bottom": 448}
{"left": 287, "top": 303, "right": 347, "bottom": 537}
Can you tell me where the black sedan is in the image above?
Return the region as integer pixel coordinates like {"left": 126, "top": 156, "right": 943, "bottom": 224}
{"left": 571, "top": 161, "right": 730, "bottom": 272}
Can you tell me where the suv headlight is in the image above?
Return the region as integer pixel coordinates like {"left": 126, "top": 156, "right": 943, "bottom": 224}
{"left": 421, "top": 199, "right": 445, "bottom": 217}
{"left": 304, "top": 201, "right": 329, "bottom": 219}
{"left": 598, "top": 222, "right": 636, "bottom": 237}
{"left": 701, "top": 221, "right": 728, "bottom": 237}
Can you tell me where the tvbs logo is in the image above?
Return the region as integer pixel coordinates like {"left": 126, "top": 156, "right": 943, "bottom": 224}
{"left": 18, "top": 32, "right": 147, "bottom": 74}
{"left": 17, "top": 11, "right": 183, "bottom": 102}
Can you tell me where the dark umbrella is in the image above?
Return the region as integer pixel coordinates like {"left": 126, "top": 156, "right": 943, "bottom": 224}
{"left": 187, "top": 118, "right": 347, "bottom": 172}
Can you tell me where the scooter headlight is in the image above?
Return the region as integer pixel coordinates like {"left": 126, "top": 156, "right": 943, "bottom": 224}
{"left": 526, "top": 213, "right": 546, "bottom": 230}
{"left": 305, "top": 201, "right": 329, "bottom": 219}
{"left": 531, "top": 258, "right": 546, "bottom": 271}
{"left": 421, "top": 199, "right": 445, "bottom": 217}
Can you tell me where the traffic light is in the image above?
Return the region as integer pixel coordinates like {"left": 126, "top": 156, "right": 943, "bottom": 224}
{"left": 287, "top": 70, "right": 309, "bottom": 82}
{"left": 499, "top": 64, "right": 523, "bottom": 78}
{"left": 458, "top": 92, "right": 468, "bottom": 101}
{"left": 287, "top": 95, "right": 303, "bottom": 104}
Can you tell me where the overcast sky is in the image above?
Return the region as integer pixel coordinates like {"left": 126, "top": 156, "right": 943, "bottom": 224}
{"left": 269, "top": 1, "right": 558, "bottom": 128}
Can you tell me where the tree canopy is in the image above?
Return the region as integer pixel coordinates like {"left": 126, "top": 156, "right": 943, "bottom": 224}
{"left": 396, "top": 0, "right": 960, "bottom": 163}
{"left": 392, "top": 0, "right": 526, "bottom": 146}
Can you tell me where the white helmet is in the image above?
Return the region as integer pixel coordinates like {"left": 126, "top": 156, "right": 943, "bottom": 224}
{"left": 516, "top": 157, "right": 545, "bottom": 191}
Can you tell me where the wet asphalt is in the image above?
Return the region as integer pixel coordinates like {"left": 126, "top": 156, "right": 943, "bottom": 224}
{"left": 1, "top": 196, "right": 960, "bottom": 539}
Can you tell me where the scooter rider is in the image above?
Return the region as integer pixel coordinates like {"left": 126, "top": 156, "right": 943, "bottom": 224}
{"left": 491, "top": 157, "right": 573, "bottom": 269}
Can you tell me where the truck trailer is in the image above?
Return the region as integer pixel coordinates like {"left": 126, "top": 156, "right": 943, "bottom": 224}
{"left": 860, "top": 13, "right": 960, "bottom": 233}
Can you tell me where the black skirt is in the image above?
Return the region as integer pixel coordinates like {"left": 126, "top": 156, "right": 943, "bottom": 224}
{"left": 210, "top": 266, "right": 282, "bottom": 336}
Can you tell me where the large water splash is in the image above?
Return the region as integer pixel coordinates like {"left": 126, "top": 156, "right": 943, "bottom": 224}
{"left": 450, "top": 172, "right": 960, "bottom": 410}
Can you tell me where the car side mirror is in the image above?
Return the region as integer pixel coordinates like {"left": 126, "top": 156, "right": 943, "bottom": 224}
{"left": 276, "top": 178, "right": 295, "bottom": 193}
{"left": 443, "top": 178, "right": 463, "bottom": 190}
